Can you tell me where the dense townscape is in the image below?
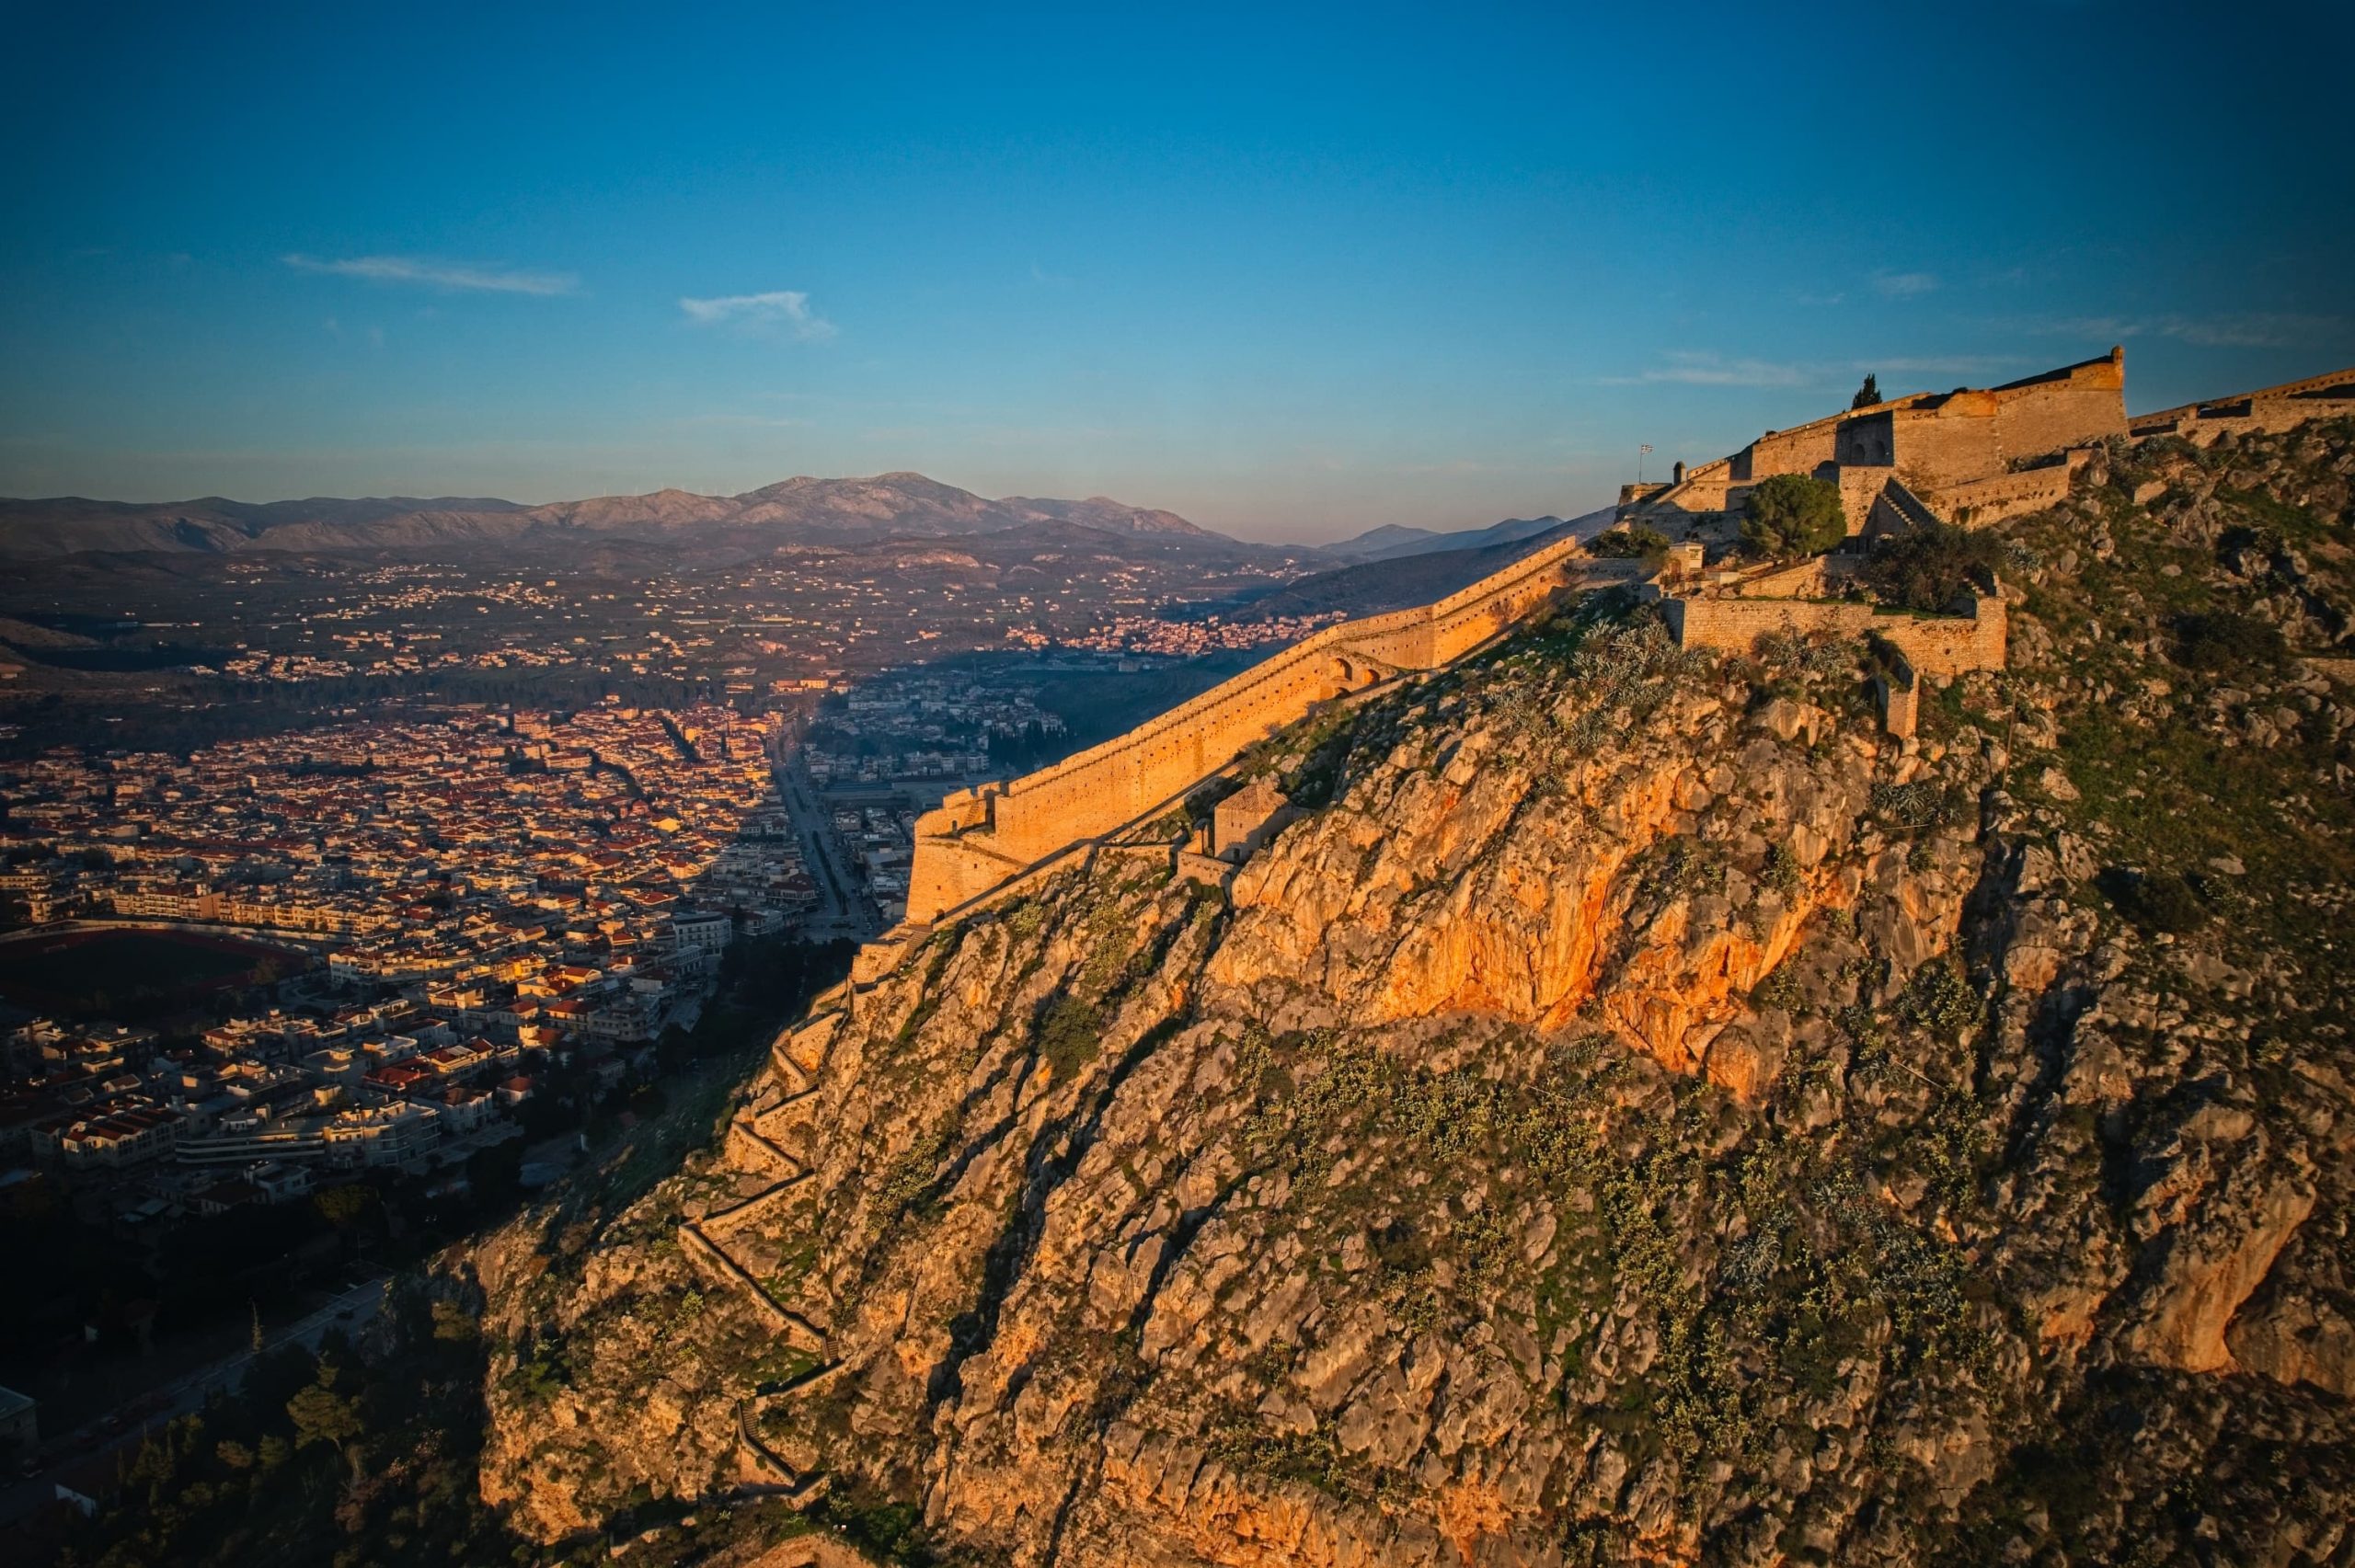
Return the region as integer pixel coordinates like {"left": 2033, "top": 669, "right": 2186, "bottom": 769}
{"left": 1032, "top": 607, "right": 1350, "bottom": 657}
{"left": 0, "top": 703, "right": 808, "bottom": 1206}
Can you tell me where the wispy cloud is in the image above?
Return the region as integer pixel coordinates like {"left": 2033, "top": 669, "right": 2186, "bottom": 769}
{"left": 677, "top": 412, "right": 809, "bottom": 429}
{"left": 678, "top": 290, "right": 836, "bottom": 341}
{"left": 284, "top": 253, "right": 580, "bottom": 295}
{"left": 2163, "top": 312, "right": 2340, "bottom": 349}
{"left": 2031, "top": 311, "right": 2343, "bottom": 349}
{"left": 1608, "top": 351, "right": 1809, "bottom": 388}
{"left": 1871, "top": 270, "right": 1940, "bottom": 299}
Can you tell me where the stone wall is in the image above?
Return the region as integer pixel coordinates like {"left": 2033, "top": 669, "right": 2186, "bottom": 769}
{"left": 1623, "top": 350, "right": 2127, "bottom": 536}
{"left": 2131, "top": 369, "right": 2355, "bottom": 446}
{"left": 1878, "top": 351, "right": 2126, "bottom": 489}
{"left": 1660, "top": 592, "right": 2007, "bottom": 676}
{"left": 905, "top": 539, "right": 1637, "bottom": 923}
{"left": 1934, "top": 457, "right": 2083, "bottom": 525}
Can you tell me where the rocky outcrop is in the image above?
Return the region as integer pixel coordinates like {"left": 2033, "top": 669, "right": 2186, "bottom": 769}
{"left": 473, "top": 419, "right": 2355, "bottom": 1566}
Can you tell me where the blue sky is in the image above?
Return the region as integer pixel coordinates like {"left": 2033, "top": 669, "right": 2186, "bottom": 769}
{"left": 2, "top": 0, "right": 2349, "bottom": 542}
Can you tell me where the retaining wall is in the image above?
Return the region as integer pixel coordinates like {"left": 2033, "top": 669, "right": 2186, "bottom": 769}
{"left": 1933, "top": 452, "right": 2086, "bottom": 524}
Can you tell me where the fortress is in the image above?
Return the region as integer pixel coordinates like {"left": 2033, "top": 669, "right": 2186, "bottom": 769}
{"left": 1616, "top": 348, "right": 2131, "bottom": 540}
{"left": 890, "top": 349, "right": 2354, "bottom": 936}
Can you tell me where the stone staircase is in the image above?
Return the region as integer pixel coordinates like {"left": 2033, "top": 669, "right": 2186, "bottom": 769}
{"left": 673, "top": 1007, "right": 849, "bottom": 1503}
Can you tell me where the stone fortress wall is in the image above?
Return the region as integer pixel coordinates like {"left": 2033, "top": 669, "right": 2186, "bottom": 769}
{"left": 1660, "top": 591, "right": 2007, "bottom": 677}
{"left": 1619, "top": 349, "right": 2131, "bottom": 536}
{"left": 2129, "top": 368, "right": 2355, "bottom": 446}
{"left": 905, "top": 537, "right": 1641, "bottom": 923}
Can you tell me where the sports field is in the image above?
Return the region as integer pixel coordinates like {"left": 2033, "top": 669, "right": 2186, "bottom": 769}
{"left": 0, "top": 926, "right": 304, "bottom": 1021}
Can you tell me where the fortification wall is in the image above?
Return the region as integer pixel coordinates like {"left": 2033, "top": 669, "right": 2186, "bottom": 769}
{"left": 1633, "top": 352, "right": 2122, "bottom": 532}
{"left": 1838, "top": 468, "right": 1892, "bottom": 533}
{"left": 1986, "top": 356, "right": 2128, "bottom": 458}
{"left": 1935, "top": 459, "right": 2079, "bottom": 524}
{"left": 2131, "top": 368, "right": 2355, "bottom": 445}
{"left": 1661, "top": 593, "right": 2006, "bottom": 676}
{"left": 1736, "top": 423, "right": 1843, "bottom": 484}
{"left": 1887, "top": 353, "right": 2125, "bottom": 489}
{"left": 1890, "top": 395, "right": 2003, "bottom": 488}
{"left": 906, "top": 535, "right": 1605, "bottom": 923}
{"left": 1723, "top": 554, "right": 1862, "bottom": 599}
{"left": 1835, "top": 409, "right": 1898, "bottom": 467}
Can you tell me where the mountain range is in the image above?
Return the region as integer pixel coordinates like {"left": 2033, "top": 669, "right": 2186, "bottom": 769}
{"left": 0, "top": 474, "right": 1625, "bottom": 570}
{"left": 1314, "top": 510, "right": 1602, "bottom": 564}
{"left": 0, "top": 473, "right": 1210, "bottom": 561}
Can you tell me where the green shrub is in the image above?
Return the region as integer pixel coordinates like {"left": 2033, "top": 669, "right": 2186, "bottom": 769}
{"left": 1036, "top": 994, "right": 1104, "bottom": 1082}
{"left": 1897, "top": 959, "right": 1979, "bottom": 1037}
{"left": 1861, "top": 521, "right": 2007, "bottom": 612}
{"left": 2104, "top": 868, "right": 2209, "bottom": 933}
{"left": 1590, "top": 524, "right": 1671, "bottom": 563}
{"left": 2172, "top": 611, "right": 2290, "bottom": 675}
{"left": 1740, "top": 474, "right": 1846, "bottom": 559}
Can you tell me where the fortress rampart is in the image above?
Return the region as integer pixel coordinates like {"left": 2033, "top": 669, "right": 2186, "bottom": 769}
{"left": 905, "top": 537, "right": 1633, "bottom": 923}
{"left": 1660, "top": 592, "right": 2007, "bottom": 677}
{"left": 893, "top": 351, "right": 2342, "bottom": 939}
{"left": 2130, "top": 369, "right": 2355, "bottom": 445}
{"left": 1622, "top": 349, "right": 2129, "bottom": 535}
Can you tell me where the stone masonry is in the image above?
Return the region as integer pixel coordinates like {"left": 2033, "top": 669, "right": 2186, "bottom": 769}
{"left": 1618, "top": 349, "right": 2130, "bottom": 540}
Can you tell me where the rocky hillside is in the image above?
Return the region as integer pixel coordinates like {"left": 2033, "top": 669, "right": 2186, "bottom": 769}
{"left": 463, "top": 418, "right": 2355, "bottom": 1565}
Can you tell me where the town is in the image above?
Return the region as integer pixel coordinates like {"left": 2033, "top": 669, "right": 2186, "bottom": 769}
{"left": 0, "top": 702, "right": 816, "bottom": 1221}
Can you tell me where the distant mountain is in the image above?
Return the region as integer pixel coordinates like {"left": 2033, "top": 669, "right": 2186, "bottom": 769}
{"left": 1317, "top": 508, "right": 1612, "bottom": 565}
{"left": 0, "top": 472, "right": 1214, "bottom": 560}
{"left": 1231, "top": 506, "right": 1616, "bottom": 623}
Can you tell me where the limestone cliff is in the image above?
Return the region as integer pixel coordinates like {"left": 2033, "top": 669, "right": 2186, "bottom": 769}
{"left": 466, "top": 418, "right": 2355, "bottom": 1565}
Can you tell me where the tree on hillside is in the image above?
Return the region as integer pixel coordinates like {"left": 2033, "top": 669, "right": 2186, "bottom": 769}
{"left": 1853, "top": 373, "right": 1881, "bottom": 409}
{"left": 1740, "top": 475, "right": 1847, "bottom": 559}
{"left": 1587, "top": 524, "right": 1671, "bottom": 564}
{"left": 1861, "top": 521, "right": 2008, "bottom": 612}
{"left": 2173, "top": 610, "right": 2291, "bottom": 675}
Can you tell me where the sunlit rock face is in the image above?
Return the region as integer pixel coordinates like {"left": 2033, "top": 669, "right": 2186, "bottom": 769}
{"left": 474, "top": 419, "right": 2355, "bottom": 1568}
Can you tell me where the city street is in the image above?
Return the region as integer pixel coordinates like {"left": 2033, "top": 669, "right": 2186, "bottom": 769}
{"left": 766, "top": 738, "right": 883, "bottom": 940}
